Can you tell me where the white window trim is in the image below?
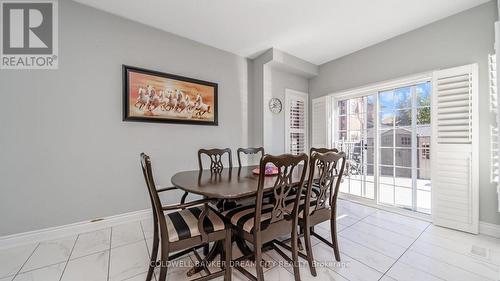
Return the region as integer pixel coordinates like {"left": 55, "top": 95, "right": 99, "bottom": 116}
{"left": 325, "top": 71, "right": 433, "bottom": 217}
{"left": 328, "top": 72, "right": 432, "bottom": 146}
{"left": 285, "top": 89, "right": 309, "bottom": 154}
{"left": 327, "top": 72, "right": 433, "bottom": 101}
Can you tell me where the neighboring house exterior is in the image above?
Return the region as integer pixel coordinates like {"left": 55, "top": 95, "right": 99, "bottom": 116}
{"left": 338, "top": 127, "right": 430, "bottom": 180}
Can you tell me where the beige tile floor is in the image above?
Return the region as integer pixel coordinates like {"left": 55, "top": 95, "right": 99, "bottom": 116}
{"left": 1, "top": 199, "right": 499, "bottom": 281}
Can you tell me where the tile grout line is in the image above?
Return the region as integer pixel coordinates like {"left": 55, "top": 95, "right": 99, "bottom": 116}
{"left": 358, "top": 211, "right": 430, "bottom": 236}
{"left": 329, "top": 248, "right": 387, "bottom": 278}
{"left": 360, "top": 217, "right": 430, "bottom": 239}
{"left": 326, "top": 207, "right": 421, "bottom": 280}
{"left": 10, "top": 242, "right": 40, "bottom": 280}
{"left": 107, "top": 227, "right": 113, "bottom": 281}
{"left": 139, "top": 220, "right": 156, "bottom": 281}
{"left": 341, "top": 217, "right": 418, "bottom": 250}
{"left": 306, "top": 211, "right": 382, "bottom": 281}
{"left": 13, "top": 261, "right": 71, "bottom": 276}
{"left": 413, "top": 235, "right": 500, "bottom": 268}
{"left": 340, "top": 199, "right": 432, "bottom": 224}
{"left": 58, "top": 235, "right": 79, "bottom": 281}
{"left": 337, "top": 211, "right": 377, "bottom": 234}
{"left": 363, "top": 211, "right": 429, "bottom": 229}
{"left": 396, "top": 259, "right": 456, "bottom": 281}
{"left": 400, "top": 244, "right": 500, "bottom": 280}
{"left": 338, "top": 229, "right": 409, "bottom": 252}
{"left": 66, "top": 228, "right": 113, "bottom": 261}
{"left": 337, "top": 232, "right": 399, "bottom": 261}
{"left": 376, "top": 223, "right": 431, "bottom": 281}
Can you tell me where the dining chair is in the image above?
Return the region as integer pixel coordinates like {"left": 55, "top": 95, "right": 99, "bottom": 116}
{"left": 198, "top": 148, "right": 233, "bottom": 173}
{"left": 197, "top": 148, "right": 234, "bottom": 255}
{"left": 222, "top": 153, "right": 308, "bottom": 281}
{"left": 236, "top": 147, "right": 264, "bottom": 167}
{"left": 301, "top": 151, "right": 346, "bottom": 276}
{"left": 308, "top": 147, "right": 339, "bottom": 188}
{"left": 140, "top": 153, "right": 232, "bottom": 281}
{"left": 309, "top": 147, "right": 339, "bottom": 155}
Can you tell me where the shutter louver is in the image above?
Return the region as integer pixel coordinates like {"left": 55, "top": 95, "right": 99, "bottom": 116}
{"left": 435, "top": 73, "right": 473, "bottom": 144}
{"left": 489, "top": 54, "right": 499, "bottom": 184}
{"left": 290, "top": 99, "right": 306, "bottom": 155}
{"left": 432, "top": 64, "right": 479, "bottom": 234}
{"left": 285, "top": 90, "right": 308, "bottom": 155}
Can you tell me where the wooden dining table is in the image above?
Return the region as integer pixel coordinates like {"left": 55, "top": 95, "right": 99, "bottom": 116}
{"left": 171, "top": 165, "right": 308, "bottom": 200}
{"left": 170, "top": 165, "right": 309, "bottom": 275}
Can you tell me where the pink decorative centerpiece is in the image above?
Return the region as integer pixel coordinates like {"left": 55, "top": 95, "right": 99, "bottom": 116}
{"left": 252, "top": 164, "right": 279, "bottom": 176}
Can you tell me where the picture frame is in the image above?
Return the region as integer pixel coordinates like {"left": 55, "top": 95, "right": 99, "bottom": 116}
{"left": 122, "top": 65, "right": 218, "bottom": 126}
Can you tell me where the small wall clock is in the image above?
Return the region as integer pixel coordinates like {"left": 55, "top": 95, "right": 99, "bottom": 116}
{"left": 269, "top": 98, "right": 282, "bottom": 114}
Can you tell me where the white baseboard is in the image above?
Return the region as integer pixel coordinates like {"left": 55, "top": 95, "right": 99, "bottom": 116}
{"left": 2, "top": 203, "right": 498, "bottom": 250}
{"left": 0, "top": 209, "right": 152, "bottom": 250}
{"left": 479, "top": 221, "right": 500, "bottom": 238}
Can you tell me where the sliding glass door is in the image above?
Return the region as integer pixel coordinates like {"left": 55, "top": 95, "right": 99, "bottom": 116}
{"left": 337, "top": 95, "right": 376, "bottom": 200}
{"left": 336, "top": 82, "right": 432, "bottom": 214}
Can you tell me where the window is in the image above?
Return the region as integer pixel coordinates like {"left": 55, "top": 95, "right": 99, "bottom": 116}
{"left": 336, "top": 94, "right": 375, "bottom": 199}
{"left": 377, "top": 82, "right": 431, "bottom": 213}
{"left": 421, "top": 143, "right": 430, "bottom": 159}
{"left": 335, "top": 80, "right": 432, "bottom": 214}
{"left": 285, "top": 90, "right": 308, "bottom": 155}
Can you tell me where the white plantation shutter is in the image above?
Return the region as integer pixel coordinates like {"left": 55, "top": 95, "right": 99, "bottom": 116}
{"left": 490, "top": 54, "right": 499, "bottom": 184}
{"left": 285, "top": 90, "right": 308, "bottom": 155}
{"left": 311, "top": 96, "right": 332, "bottom": 149}
{"left": 494, "top": 21, "right": 500, "bottom": 212}
{"left": 431, "top": 64, "right": 479, "bottom": 234}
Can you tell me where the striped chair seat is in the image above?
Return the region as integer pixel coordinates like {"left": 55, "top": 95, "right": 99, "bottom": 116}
{"left": 298, "top": 197, "right": 319, "bottom": 218}
{"left": 165, "top": 206, "right": 226, "bottom": 242}
{"left": 222, "top": 195, "right": 318, "bottom": 233}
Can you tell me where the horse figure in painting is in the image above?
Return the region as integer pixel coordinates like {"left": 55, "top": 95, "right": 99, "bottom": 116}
{"left": 194, "top": 93, "right": 211, "bottom": 118}
{"left": 157, "top": 90, "right": 167, "bottom": 111}
{"left": 174, "top": 89, "right": 188, "bottom": 113}
{"left": 185, "top": 95, "right": 196, "bottom": 113}
{"left": 146, "top": 85, "right": 161, "bottom": 111}
{"left": 164, "top": 90, "right": 177, "bottom": 111}
{"left": 135, "top": 87, "right": 149, "bottom": 110}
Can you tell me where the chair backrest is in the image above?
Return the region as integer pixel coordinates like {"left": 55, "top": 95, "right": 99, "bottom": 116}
{"left": 254, "top": 153, "right": 308, "bottom": 232}
{"left": 198, "top": 148, "right": 233, "bottom": 173}
{"left": 140, "top": 153, "right": 170, "bottom": 242}
{"left": 310, "top": 147, "right": 339, "bottom": 175}
{"left": 309, "top": 147, "right": 339, "bottom": 156}
{"left": 237, "top": 147, "right": 264, "bottom": 167}
{"left": 304, "top": 151, "right": 346, "bottom": 216}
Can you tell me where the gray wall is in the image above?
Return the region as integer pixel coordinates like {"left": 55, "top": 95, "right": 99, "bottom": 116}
{"left": 248, "top": 50, "right": 273, "bottom": 148}
{"left": 309, "top": 1, "right": 500, "bottom": 225}
{"left": 263, "top": 66, "right": 309, "bottom": 154}
{"left": 0, "top": 1, "right": 250, "bottom": 236}
{"left": 249, "top": 49, "right": 316, "bottom": 151}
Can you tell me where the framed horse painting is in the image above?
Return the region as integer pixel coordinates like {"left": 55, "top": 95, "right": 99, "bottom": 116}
{"left": 122, "top": 65, "right": 218, "bottom": 125}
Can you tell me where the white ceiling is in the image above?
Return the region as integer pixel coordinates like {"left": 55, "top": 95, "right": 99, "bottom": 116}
{"left": 74, "top": 0, "right": 489, "bottom": 65}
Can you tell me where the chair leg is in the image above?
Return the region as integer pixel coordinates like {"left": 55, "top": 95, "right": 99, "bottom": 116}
{"left": 158, "top": 240, "right": 169, "bottom": 281}
{"left": 330, "top": 217, "right": 341, "bottom": 262}
{"left": 297, "top": 236, "right": 304, "bottom": 251}
{"left": 203, "top": 244, "right": 209, "bottom": 256}
{"left": 291, "top": 227, "right": 301, "bottom": 281}
{"left": 303, "top": 225, "right": 317, "bottom": 276}
{"left": 224, "top": 230, "right": 232, "bottom": 281}
{"left": 254, "top": 236, "right": 265, "bottom": 281}
{"left": 146, "top": 225, "right": 160, "bottom": 281}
